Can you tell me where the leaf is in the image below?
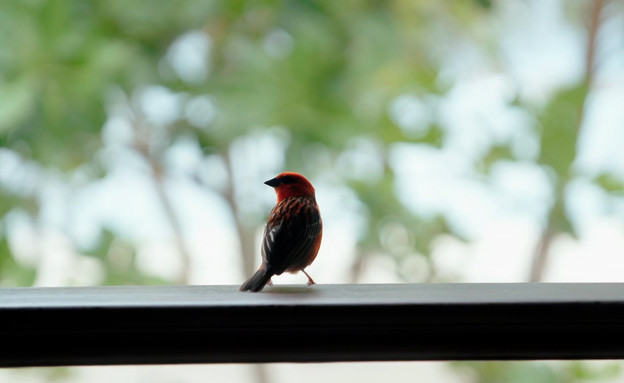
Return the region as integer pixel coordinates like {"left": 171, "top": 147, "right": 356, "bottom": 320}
{"left": 474, "top": 0, "right": 493, "bottom": 9}
{"left": 0, "top": 75, "right": 37, "bottom": 134}
{"left": 452, "top": 362, "right": 558, "bottom": 383}
{"left": 537, "top": 84, "right": 589, "bottom": 175}
{"left": 594, "top": 173, "right": 624, "bottom": 195}
{"left": 0, "top": 235, "right": 37, "bottom": 287}
{"left": 565, "top": 361, "right": 621, "bottom": 381}
{"left": 479, "top": 144, "right": 514, "bottom": 174}
{"left": 82, "top": 228, "right": 116, "bottom": 260}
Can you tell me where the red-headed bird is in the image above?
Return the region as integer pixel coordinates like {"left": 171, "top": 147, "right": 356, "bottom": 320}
{"left": 240, "top": 172, "right": 322, "bottom": 292}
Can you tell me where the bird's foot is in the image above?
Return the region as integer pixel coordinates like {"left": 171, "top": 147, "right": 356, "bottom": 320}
{"left": 302, "top": 270, "right": 316, "bottom": 286}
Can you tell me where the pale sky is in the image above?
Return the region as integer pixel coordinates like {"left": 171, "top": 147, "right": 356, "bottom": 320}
{"left": 1, "top": 1, "right": 624, "bottom": 383}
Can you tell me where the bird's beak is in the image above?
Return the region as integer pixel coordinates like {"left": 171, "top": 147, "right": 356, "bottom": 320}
{"left": 264, "top": 177, "right": 280, "bottom": 188}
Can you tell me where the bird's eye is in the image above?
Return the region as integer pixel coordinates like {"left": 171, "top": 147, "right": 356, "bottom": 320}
{"left": 279, "top": 175, "right": 297, "bottom": 184}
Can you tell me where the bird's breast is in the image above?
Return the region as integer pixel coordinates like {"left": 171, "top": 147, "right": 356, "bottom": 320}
{"left": 268, "top": 196, "right": 319, "bottom": 226}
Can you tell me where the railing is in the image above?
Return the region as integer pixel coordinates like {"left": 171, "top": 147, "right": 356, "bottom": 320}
{"left": 1, "top": 283, "right": 623, "bottom": 367}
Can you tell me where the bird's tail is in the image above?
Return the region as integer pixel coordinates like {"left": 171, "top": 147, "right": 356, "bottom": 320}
{"left": 240, "top": 267, "right": 273, "bottom": 292}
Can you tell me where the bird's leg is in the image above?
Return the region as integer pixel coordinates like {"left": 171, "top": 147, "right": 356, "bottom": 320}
{"left": 267, "top": 279, "right": 273, "bottom": 286}
{"left": 302, "top": 270, "right": 316, "bottom": 285}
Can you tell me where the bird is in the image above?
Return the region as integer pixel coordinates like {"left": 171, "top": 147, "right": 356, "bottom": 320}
{"left": 240, "top": 172, "right": 322, "bottom": 292}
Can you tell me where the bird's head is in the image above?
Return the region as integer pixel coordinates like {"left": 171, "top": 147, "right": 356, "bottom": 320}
{"left": 265, "top": 172, "right": 315, "bottom": 201}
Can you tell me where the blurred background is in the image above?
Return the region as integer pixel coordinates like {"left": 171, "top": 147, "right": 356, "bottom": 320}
{"left": 1, "top": 0, "right": 624, "bottom": 382}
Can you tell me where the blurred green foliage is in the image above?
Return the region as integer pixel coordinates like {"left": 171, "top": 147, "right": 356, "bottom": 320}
{"left": 83, "top": 228, "right": 168, "bottom": 285}
{"left": 0, "top": 0, "right": 623, "bottom": 382}
{"left": 537, "top": 85, "right": 588, "bottom": 178}
{"left": 595, "top": 173, "right": 624, "bottom": 196}
{"left": 1, "top": 0, "right": 495, "bottom": 286}
{"left": 455, "top": 361, "right": 622, "bottom": 383}
{"left": 0, "top": 235, "right": 36, "bottom": 286}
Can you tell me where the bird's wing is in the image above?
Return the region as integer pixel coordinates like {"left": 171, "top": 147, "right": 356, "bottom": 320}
{"left": 262, "top": 199, "right": 321, "bottom": 274}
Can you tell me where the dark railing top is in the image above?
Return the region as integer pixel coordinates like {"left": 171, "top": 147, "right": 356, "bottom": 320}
{"left": 1, "top": 283, "right": 624, "bottom": 367}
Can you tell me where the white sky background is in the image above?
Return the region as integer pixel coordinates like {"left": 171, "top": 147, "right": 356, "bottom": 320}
{"left": 49, "top": 0, "right": 623, "bottom": 287}
{"left": 2, "top": 0, "right": 624, "bottom": 381}
{"left": 2, "top": 0, "right": 623, "bottom": 288}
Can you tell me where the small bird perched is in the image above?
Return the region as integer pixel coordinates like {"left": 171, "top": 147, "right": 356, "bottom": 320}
{"left": 240, "top": 172, "right": 322, "bottom": 292}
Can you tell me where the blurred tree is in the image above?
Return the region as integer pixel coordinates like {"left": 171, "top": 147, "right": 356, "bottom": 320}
{"left": 528, "top": 0, "right": 603, "bottom": 282}
{"left": 181, "top": 0, "right": 494, "bottom": 281}
{"left": 0, "top": 0, "right": 219, "bottom": 285}
{"left": 1, "top": 1, "right": 624, "bottom": 383}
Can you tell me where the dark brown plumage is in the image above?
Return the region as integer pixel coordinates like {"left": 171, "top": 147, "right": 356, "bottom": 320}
{"left": 240, "top": 172, "right": 322, "bottom": 292}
